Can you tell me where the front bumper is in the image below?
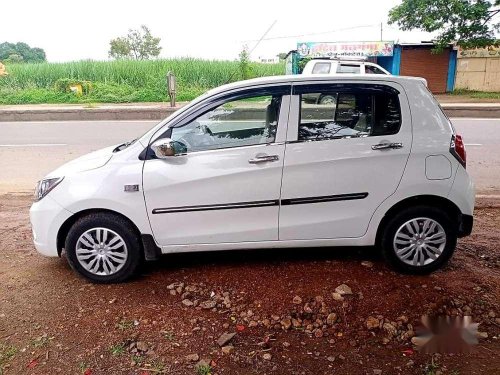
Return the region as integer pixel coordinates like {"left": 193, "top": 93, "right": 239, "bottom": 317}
{"left": 30, "top": 196, "right": 73, "bottom": 257}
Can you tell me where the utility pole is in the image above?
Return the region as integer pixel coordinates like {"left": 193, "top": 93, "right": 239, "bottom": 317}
{"left": 380, "top": 22, "right": 383, "bottom": 41}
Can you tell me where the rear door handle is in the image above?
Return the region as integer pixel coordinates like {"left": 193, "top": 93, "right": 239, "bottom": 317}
{"left": 371, "top": 142, "right": 403, "bottom": 150}
{"left": 248, "top": 154, "right": 279, "bottom": 164}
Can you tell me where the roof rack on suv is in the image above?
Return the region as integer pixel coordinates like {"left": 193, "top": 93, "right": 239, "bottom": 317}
{"left": 310, "top": 56, "right": 368, "bottom": 62}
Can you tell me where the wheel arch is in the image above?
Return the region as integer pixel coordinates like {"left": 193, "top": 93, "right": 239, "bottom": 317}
{"left": 56, "top": 208, "right": 160, "bottom": 260}
{"left": 375, "top": 195, "right": 462, "bottom": 247}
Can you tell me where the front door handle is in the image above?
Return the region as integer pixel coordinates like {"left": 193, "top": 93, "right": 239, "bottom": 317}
{"left": 371, "top": 142, "right": 403, "bottom": 150}
{"left": 248, "top": 154, "right": 279, "bottom": 164}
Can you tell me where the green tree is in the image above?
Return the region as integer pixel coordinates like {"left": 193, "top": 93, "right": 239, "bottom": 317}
{"left": 109, "top": 25, "right": 162, "bottom": 60}
{"left": 238, "top": 45, "right": 252, "bottom": 80}
{"left": 388, "top": 0, "right": 500, "bottom": 51}
{"left": 0, "top": 42, "right": 46, "bottom": 62}
{"left": 4, "top": 53, "right": 23, "bottom": 63}
{"left": 277, "top": 52, "right": 288, "bottom": 60}
{"left": 109, "top": 38, "right": 132, "bottom": 60}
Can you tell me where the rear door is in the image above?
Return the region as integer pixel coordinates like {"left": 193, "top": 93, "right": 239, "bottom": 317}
{"left": 279, "top": 81, "right": 411, "bottom": 240}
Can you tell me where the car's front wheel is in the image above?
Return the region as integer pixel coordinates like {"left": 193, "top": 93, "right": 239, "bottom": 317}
{"left": 65, "top": 213, "right": 143, "bottom": 283}
{"left": 380, "top": 206, "right": 457, "bottom": 274}
{"left": 318, "top": 94, "right": 336, "bottom": 105}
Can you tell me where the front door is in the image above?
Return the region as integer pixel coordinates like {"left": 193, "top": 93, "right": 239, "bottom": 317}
{"left": 143, "top": 87, "right": 290, "bottom": 246}
{"left": 279, "top": 81, "right": 411, "bottom": 240}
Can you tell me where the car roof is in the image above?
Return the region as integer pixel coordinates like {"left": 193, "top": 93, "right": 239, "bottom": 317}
{"left": 207, "top": 74, "right": 426, "bottom": 96}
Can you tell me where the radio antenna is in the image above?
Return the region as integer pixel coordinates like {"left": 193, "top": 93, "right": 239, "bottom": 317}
{"left": 224, "top": 20, "right": 278, "bottom": 85}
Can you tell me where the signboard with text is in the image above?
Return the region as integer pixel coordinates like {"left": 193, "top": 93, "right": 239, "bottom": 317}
{"left": 297, "top": 41, "right": 394, "bottom": 58}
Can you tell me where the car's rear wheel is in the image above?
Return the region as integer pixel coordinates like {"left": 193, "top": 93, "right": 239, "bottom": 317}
{"left": 380, "top": 206, "right": 457, "bottom": 274}
{"left": 65, "top": 213, "right": 143, "bottom": 283}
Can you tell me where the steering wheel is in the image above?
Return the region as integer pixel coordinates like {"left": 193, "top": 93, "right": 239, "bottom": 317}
{"left": 176, "top": 122, "right": 217, "bottom": 151}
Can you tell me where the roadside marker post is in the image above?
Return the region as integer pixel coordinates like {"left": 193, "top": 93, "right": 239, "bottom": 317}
{"left": 167, "top": 71, "right": 176, "bottom": 107}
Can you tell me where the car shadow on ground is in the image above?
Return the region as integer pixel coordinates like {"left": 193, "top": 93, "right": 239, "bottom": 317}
{"left": 143, "top": 246, "right": 385, "bottom": 274}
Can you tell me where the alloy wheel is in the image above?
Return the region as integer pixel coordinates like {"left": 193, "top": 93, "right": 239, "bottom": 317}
{"left": 393, "top": 217, "right": 447, "bottom": 267}
{"left": 75, "top": 227, "right": 128, "bottom": 276}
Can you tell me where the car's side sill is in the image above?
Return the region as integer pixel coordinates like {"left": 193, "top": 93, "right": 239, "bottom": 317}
{"left": 158, "top": 237, "right": 374, "bottom": 254}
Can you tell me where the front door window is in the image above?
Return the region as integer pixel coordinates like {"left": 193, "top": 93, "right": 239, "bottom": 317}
{"left": 170, "top": 95, "right": 282, "bottom": 153}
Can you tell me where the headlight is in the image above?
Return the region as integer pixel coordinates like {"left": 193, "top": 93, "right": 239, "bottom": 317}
{"left": 34, "top": 177, "right": 64, "bottom": 202}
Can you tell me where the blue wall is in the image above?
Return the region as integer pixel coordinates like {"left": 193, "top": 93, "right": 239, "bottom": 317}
{"left": 446, "top": 49, "right": 457, "bottom": 92}
{"left": 391, "top": 46, "right": 402, "bottom": 75}
{"left": 376, "top": 56, "right": 393, "bottom": 73}
{"left": 376, "top": 46, "right": 401, "bottom": 75}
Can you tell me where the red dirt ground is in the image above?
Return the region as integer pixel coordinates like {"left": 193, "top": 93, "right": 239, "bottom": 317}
{"left": 0, "top": 194, "right": 498, "bottom": 375}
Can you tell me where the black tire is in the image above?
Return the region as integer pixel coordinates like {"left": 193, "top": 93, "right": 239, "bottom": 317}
{"left": 380, "top": 206, "right": 457, "bottom": 274}
{"left": 65, "top": 213, "right": 143, "bottom": 283}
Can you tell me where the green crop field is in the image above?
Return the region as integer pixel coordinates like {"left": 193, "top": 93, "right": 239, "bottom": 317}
{"left": 0, "top": 59, "right": 285, "bottom": 105}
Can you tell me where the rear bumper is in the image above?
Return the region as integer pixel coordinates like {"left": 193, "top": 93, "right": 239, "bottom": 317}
{"left": 458, "top": 214, "right": 473, "bottom": 238}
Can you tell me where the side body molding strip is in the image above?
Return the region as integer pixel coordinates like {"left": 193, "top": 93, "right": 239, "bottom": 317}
{"left": 152, "top": 193, "right": 368, "bottom": 214}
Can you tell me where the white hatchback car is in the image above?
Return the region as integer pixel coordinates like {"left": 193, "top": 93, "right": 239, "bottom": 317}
{"left": 30, "top": 75, "right": 474, "bottom": 283}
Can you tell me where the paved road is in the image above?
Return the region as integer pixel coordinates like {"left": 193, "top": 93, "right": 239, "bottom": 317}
{"left": 0, "top": 120, "right": 157, "bottom": 193}
{"left": 0, "top": 118, "right": 498, "bottom": 194}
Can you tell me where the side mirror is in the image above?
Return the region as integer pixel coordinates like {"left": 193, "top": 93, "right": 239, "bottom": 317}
{"left": 150, "top": 138, "right": 187, "bottom": 158}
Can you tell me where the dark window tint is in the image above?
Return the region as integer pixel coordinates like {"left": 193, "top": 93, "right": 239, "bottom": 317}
{"left": 312, "top": 62, "right": 331, "bottom": 74}
{"left": 298, "top": 86, "right": 401, "bottom": 141}
{"left": 336, "top": 64, "right": 361, "bottom": 74}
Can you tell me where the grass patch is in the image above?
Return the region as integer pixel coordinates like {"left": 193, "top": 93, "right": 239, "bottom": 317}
{"left": 78, "top": 362, "right": 89, "bottom": 373}
{"left": 0, "top": 343, "right": 17, "bottom": 374}
{"left": 0, "top": 59, "right": 284, "bottom": 104}
{"left": 109, "top": 342, "right": 126, "bottom": 356}
{"left": 196, "top": 363, "right": 212, "bottom": 375}
{"left": 451, "top": 89, "right": 500, "bottom": 100}
{"left": 424, "top": 356, "right": 440, "bottom": 375}
{"left": 31, "top": 334, "right": 53, "bottom": 348}
{"left": 131, "top": 354, "right": 144, "bottom": 365}
{"left": 162, "top": 330, "right": 175, "bottom": 341}
{"left": 142, "top": 359, "right": 167, "bottom": 373}
{"left": 116, "top": 319, "right": 135, "bottom": 331}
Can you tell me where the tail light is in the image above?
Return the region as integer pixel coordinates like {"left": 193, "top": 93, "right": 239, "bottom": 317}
{"left": 450, "top": 134, "right": 466, "bottom": 168}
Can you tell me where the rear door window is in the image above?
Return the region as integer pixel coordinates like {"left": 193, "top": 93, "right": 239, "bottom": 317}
{"left": 336, "top": 64, "right": 361, "bottom": 74}
{"left": 296, "top": 84, "right": 401, "bottom": 141}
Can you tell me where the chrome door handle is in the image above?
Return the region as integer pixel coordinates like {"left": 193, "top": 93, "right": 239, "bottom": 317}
{"left": 248, "top": 154, "right": 279, "bottom": 164}
{"left": 371, "top": 142, "right": 403, "bottom": 150}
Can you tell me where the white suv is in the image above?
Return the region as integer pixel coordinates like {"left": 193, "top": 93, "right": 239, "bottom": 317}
{"left": 302, "top": 58, "right": 390, "bottom": 76}
{"left": 30, "top": 75, "right": 474, "bottom": 283}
